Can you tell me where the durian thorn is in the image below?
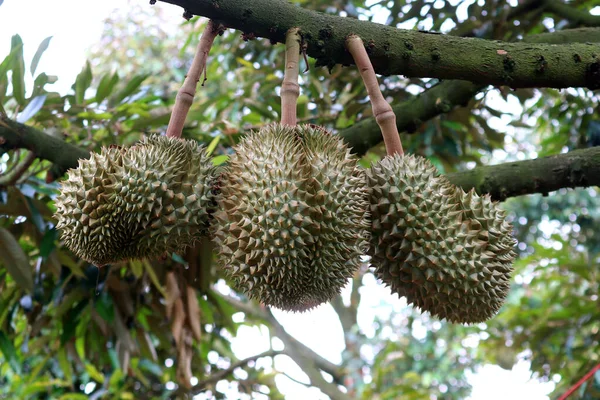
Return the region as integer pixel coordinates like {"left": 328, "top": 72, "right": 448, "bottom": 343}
{"left": 345, "top": 35, "right": 404, "bottom": 156}
{"left": 281, "top": 27, "right": 301, "bottom": 126}
{"left": 166, "top": 20, "right": 222, "bottom": 138}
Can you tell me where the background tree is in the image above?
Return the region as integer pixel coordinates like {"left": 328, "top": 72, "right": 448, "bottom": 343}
{"left": 0, "top": 0, "right": 599, "bottom": 399}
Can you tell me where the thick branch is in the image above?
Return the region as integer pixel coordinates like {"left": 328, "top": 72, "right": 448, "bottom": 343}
{"left": 340, "top": 80, "right": 482, "bottom": 155}
{"left": 340, "top": 27, "right": 600, "bottom": 155}
{"left": 522, "top": 27, "right": 600, "bottom": 44}
{"left": 3, "top": 118, "right": 599, "bottom": 202}
{"left": 157, "top": 0, "right": 600, "bottom": 89}
{"left": 446, "top": 146, "right": 600, "bottom": 201}
{"left": 0, "top": 117, "right": 89, "bottom": 170}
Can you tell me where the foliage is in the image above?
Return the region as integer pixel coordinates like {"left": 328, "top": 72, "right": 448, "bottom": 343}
{"left": 0, "top": 0, "right": 599, "bottom": 399}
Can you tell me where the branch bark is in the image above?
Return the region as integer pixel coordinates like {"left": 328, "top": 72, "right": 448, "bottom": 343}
{"left": 445, "top": 146, "right": 600, "bottom": 201}
{"left": 157, "top": 0, "right": 600, "bottom": 89}
{"left": 2, "top": 118, "right": 599, "bottom": 202}
{"left": 340, "top": 27, "right": 600, "bottom": 155}
{"left": 216, "top": 294, "right": 349, "bottom": 399}
{"left": 0, "top": 117, "right": 89, "bottom": 171}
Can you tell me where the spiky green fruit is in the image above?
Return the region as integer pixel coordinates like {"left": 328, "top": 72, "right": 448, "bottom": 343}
{"left": 55, "top": 135, "right": 218, "bottom": 266}
{"left": 213, "top": 124, "right": 369, "bottom": 312}
{"left": 367, "top": 154, "right": 516, "bottom": 323}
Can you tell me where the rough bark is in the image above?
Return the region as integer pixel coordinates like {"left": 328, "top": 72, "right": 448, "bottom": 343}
{"left": 157, "top": 0, "right": 600, "bottom": 89}
{"left": 446, "top": 146, "right": 600, "bottom": 201}
{"left": 340, "top": 80, "right": 482, "bottom": 155}
{"left": 0, "top": 117, "right": 89, "bottom": 173}
{"left": 340, "top": 27, "right": 600, "bottom": 154}
{"left": 2, "top": 118, "right": 599, "bottom": 202}
{"left": 522, "top": 27, "right": 600, "bottom": 44}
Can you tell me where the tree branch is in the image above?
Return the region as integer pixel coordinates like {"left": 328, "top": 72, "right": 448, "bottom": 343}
{"left": 0, "top": 117, "right": 89, "bottom": 170}
{"left": 445, "top": 146, "right": 600, "bottom": 201}
{"left": 3, "top": 118, "right": 599, "bottom": 202}
{"left": 544, "top": 0, "right": 600, "bottom": 27}
{"left": 217, "top": 294, "right": 349, "bottom": 398}
{"left": 264, "top": 309, "right": 350, "bottom": 400}
{"left": 340, "top": 80, "right": 482, "bottom": 155}
{"left": 340, "top": 27, "right": 600, "bottom": 155}
{"left": 189, "top": 349, "right": 281, "bottom": 394}
{"left": 157, "top": 0, "right": 600, "bottom": 89}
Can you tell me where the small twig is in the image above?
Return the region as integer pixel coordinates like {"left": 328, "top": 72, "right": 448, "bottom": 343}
{"left": 166, "top": 20, "right": 222, "bottom": 138}
{"left": 280, "top": 370, "right": 311, "bottom": 387}
{"left": 345, "top": 35, "right": 403, "bottom": 156}
{"left": 0, "top": 151, "right": 36, "bottom": 186}
{"left": 190, "top": 350, "right": 281, "bottom": 394}
{"left": 280, "top": 28, "right": 301, "bottom": 126}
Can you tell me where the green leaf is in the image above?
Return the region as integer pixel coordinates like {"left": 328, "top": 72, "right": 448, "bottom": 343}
{"left": 10, "top": 34, "right": 26, "bottom": 106}
{"left": 0, "top": 331, "right": 20, "bottom": 374}
{"left": 95, "top": 72, "right": 119, "bottom": 104}
{"left": 0, "top": 40, "right": 22, "bottom": 80}
{"left": 94, "top": 291, "right": 115, "bottom": 323}
{"left": 61, "top": 299, "right": 89, "bottom": 345}
{"left": 74, "top": 61, "right": 92, "bottom": 105}
{"left": 0, "top": 227, "right": 33, "bottom": 292}
{"left": 17, "top": 95, "right": 47, "bottom": 123}
{"left": 30, "top": 36, "right": 52, "bottom": 76}
{"left": 142, "top": 259, "right": 166, "bottom": 298}
{"left": 212, "top": 154, "right": 229, "bottom": 166}
{"left": 206, "top": 135, "right": 222, "bottom": 156}
{"left": 85, "top": 363, "right": 105, "bottom": 383}
{"left": 57, "top": 347, "right": 74, "bottom": 384}
{"left": 111, "top": 73, "right": 149, "bottom": 105}
{"left": 58, "top": 394, "right": 89, "bottom": 400}
{"left": 108, "top": 368, "right": 125, "bottom": 390}
{"left": 39, "top": 227, "right": 57, "bottom": 260}
{"left": 22, "top": 379, "right": 71, "bottom": 396}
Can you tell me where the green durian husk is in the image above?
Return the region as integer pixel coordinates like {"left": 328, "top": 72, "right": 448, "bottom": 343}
{"left": 213, "top": 124, "right": 370, "bottom": 312}
{"left": 367, "top": 154, "right": 516, "bottom": 323}
{"left": 55, "top": 135, "right": 218, "bottom": 266}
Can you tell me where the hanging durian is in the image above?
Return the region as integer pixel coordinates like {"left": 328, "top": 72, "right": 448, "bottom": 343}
{"left": 213, "top": 124, "right": 370, "bottom": 312}
{"left": 346, "top": 34, "right": 516, "bottom": 323}
{"left": 367, "top": 154, "right": 516, "bottom": 323}
{"left": 55, "top": 135, "right": 218, "bottom": 266}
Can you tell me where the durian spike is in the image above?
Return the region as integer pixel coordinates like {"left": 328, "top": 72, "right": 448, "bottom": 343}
{"left": 281, "top": 28, "right": 301, "bottom": 126}
{"left": 166, "top": 20, "right": 223, "bottom": 138}
{"left": 346, "top": 35, "right": 404, "bottom": 156}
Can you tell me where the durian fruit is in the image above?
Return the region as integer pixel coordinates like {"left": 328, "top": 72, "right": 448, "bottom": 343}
{"left": 213, "top": 124, "right": 369, "bottom": 312}
{"left": 367, "top": 154, "right": 516, "bottom": 323}
{"left": 55, "top": 135, "right": 218, "bottom": 266}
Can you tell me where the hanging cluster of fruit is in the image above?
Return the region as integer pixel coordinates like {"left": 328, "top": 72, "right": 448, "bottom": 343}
{"left": 54, "top": 23, "right": 516, "bottom": 326}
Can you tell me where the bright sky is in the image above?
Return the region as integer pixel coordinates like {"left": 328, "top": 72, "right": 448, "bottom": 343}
{"left": 0, "top": 0, "right": 557, "bottom": 399}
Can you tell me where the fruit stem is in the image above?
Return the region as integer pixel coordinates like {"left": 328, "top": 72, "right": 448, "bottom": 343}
{"left": 281, "top": 28, "right": 301, "bottom": 126}
{"left": 346, "top": 35, "right": 404, "bottom": 156}
{"left": 166, "top": 20, "right": 222, "bottom": 138}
